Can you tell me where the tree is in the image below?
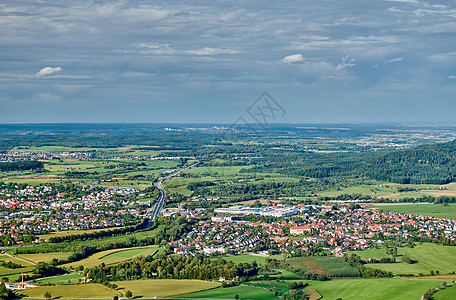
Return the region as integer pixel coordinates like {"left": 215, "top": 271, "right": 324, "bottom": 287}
{"left": 125, "top": 290, "right": 133, "bottom": 299}
{"left": 235, "top": 295, "right": 240, "bottom": 300}
{"left": 113, "top": 296, "right": 119, "bottom": 300}
{"left": 44, "top": 291, "right": 52, "bottom": 300}
{"left": 401, "top": 255, "right": 412, "bottom": 264}
{"left": 0, "top": 283, "right": 13, "bottom": 300}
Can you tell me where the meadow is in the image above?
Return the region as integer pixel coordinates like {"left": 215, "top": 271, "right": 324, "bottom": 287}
{"left": 62, "top": 245, "right": 159, "bottom": 269}
{"left": 430, "top": 283, "right": 456, "bottom": 299}
{"left": 351, "top": 243, "right": 456, "bottom": 275}
{"left": 21, "top": 279, "right": 222, "bottom": 299}
{"left": 38, "top": 227, "right": 127, "bottom": 241}
{"left": 178, "top": 284, "right": 278, "bottom": 300}
{"left": 283, "top": 256, "right": 359, "bottom": 277}
{"left": 369, "top": 203, "right": 456, "bottom": 219}
{"left": 35, "top": 272, "right": 84, "bottom": 283}
{"left": 178, "top": 278, "right": 443, "bottom": 300}
{"left": 302, "top": 278, "right": 444, "bottom": 300}
{"left": 18, "top": 283, "right": 118, "bottom": 298}
{"left": 113, "top": 279, "right": 221, "bottom": 298}
{"left": 212, "top": 254, "right": 284, "bottom": 266}
{"left": 0, "top": 254, "right": 35, "bottom": 276}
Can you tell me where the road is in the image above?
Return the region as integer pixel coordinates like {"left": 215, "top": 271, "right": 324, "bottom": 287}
{"left": 145, "top": 162, "right": 199, "bottom": 229}
{"left": 2, "top": 251, "right": 36, "bottom": 266}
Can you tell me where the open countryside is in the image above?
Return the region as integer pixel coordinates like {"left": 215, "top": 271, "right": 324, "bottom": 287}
{"left": 2, "top": 125, "right": 456, "bottom": 300}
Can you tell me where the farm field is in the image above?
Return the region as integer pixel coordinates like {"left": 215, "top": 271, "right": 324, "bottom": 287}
{"left": 36, "top": 272, "right": 84, "bottom": 283}
{"left": 38, "top": 227, "right": 127, "bottom": 241}
{"left": 62, "top": 245, "right": 159, "bottom": 269}
{"left": 283, "top": 256, "right": 359, "bottom": 277}
{"left": 212, "top": 254, "right": 284, "bottom": 266}
{"left": 246, "top": 281, "right": 320, "bottom": 299}
{"left": 18, "top": 283, "right": 118, "bottom": 298}
{"left": 0, "top": 254, "right": 35, "bottom": 276}
{"left": 178, "top": 285, "right": 278, "bottom": 300}
{"left": 351, "top": 243, "right": 456, "bottom": 275}
{"left": 369, "top": 203, "right": 456, "bottom": 219}
{"left": 431, "top": 283, "right": 456, "bottom": 299}
{"left": 301, "top": 278, "right": 444, "bottom": 300}
{"left": 113, "top": 279, "right": 221, "bottom": 298}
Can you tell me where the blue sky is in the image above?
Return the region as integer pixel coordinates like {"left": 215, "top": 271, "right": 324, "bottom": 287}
{"left": 1, "top": 0, "right": 455, "bottom": 123}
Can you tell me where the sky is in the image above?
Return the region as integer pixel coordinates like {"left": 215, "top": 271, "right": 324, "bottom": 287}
{"left": 1, "top": 0, "right": 456, "bottom": 124}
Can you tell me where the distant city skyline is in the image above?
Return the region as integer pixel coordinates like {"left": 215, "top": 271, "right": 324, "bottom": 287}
{"left": 1, "top": 0, "right": 455, "bottom": 123}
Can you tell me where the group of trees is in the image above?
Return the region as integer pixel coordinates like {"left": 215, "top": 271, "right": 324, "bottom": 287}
{"left": 345, "top": 254, "right": 393, "bottom": 278}
{"left": 0, "top": 160, "right": 43, "bottom": 171}
{"left": 0, "top": 260, "right": 23, "bottom": 269}
{"left": 86, "top": 254, "right": 259, "bottom": 282}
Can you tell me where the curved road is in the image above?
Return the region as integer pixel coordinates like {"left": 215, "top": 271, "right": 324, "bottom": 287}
{"left": 145, "top": 162, "right": 199, "bottom": 229}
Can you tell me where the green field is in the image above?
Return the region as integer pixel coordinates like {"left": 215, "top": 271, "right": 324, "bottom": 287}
{"left": 351, "top": 243, "right": 456, "bottom": 275}
{"left": 431, "top": 283, "right": 456, "bottom": 299}
{"left": 0, "top": 254, "right": 35, "bottom": 276}
{"left": 100, "top": 247, "right": 156, "bottom": 259}
{"left": 20, "top": 280, "right": 220, "bottom": 299}
{"left": 178, "top": 285, "right": 278, "bottom": 300}
{"left": 17, "top": 252, "right": 72, "bottom": 263}
{"left": 63, "top": 245, "right": 159, "bottom": 269}
{"left": 370, "top": 203, "right": 456, "bottom": 219}
{"left": 282, "top": 256, "right": 359, "bottom": 277}
{"left": 35, "top": 272, "right": 84, "bottom": 283}
{"left": 38, "top": 227, "right": 129, "bottom": 241}
{"left": 212, "top": 254, "right": 284, "bottom": 266}
{"left": 178, "top": 278, "right": 441, "bottom": 300}
{"left": 19, "top": 283, "right": 118, "bottom": 298}
{"left": 113, "top": 279, "right": 221, "bottom": 298}
{"left": 302, "top": 278, "right": 443, "bottom": 300}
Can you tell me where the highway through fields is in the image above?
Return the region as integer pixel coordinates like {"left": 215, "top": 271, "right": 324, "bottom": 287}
{"left": 145, "top": 162, "right": 199, "bottom": 229}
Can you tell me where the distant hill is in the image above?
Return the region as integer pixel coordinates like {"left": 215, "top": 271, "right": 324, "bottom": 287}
{"left": 362, "top": 140, "right": 456, "bottom": 184}
{"left": 246, "top": 140, "right": 456, "bottom": 184}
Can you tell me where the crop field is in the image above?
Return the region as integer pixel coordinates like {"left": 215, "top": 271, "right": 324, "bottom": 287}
{"left": 100, "top": 247, "right": 157, "bottom": 259}
{"left": 282, "top": 256, "right": 358, "bottom": 277}
{"left": 17, "top": 252, "right": 73, "bottom": 264}
{"left": 20, "top": 226, "right": 164, "bottom": 256}
{"left": 18, "top": 283, "right": 118, "bottom": 298}
{"left": 313, "top": 256, "right": 360, "bottom": 277}
{"left": 301, "top": 278, "right": 443, "bottom": 300}
{"left": 369, "top": 203, "right": 456, "bottom": 220}
{"left": 178, "top": 285, "right": 278, "bottom": 300}
{"left": 113, "top": 279, "right": 221, "bottom": 298}
{"left": 0, "top": 254, "right": 35, "bottom": 276}
{"left": 63, "top": 245, "right": 159, "bottom": 269}
{"left": 351, "top": 243, "right": 456, "bottom": 275}
{"left": 38, "top": 227, "right": 128, "bottom": 241}
{"left": 186, "top": 166, "right": 251, "bottom": 176}
{"left": 36, "top": 272, "right": 84, "bottom": 283}
{"left": 0, "top": 265, "right": 34, "bottom": 276}
{"left": 212, "top": 254, "right": 284, "bottom": 266}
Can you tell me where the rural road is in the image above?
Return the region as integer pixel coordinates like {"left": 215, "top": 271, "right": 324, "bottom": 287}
{"left": 145, "top": 162, "right": 199, "bottom": 229}
{"left": 2, "top": 251, "right": 36, "bottom": 266}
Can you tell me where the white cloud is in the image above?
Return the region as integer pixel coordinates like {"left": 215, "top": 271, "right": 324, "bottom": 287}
{"left": 187, "top": 48, "right": 239, "bottom": 55}
{"left": 283, "top": 54, "right": 304, "bottom": 64}
{"left": 385, "top": 57, "right": 403, "bottom": 63}
{"left": 336, "top": 16, "right": 360, "bottom": 23}
{"left": 135, "top": 43, "right": 238, "bottom": 56}
{"left": 337, "top": 55, "right": 356, "bottom": 70}
{"left": 36, "top": 67, "right": 62, "bottom": 77}
{"left": 449, "top": 75, "right": 456, "bottom": 79}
